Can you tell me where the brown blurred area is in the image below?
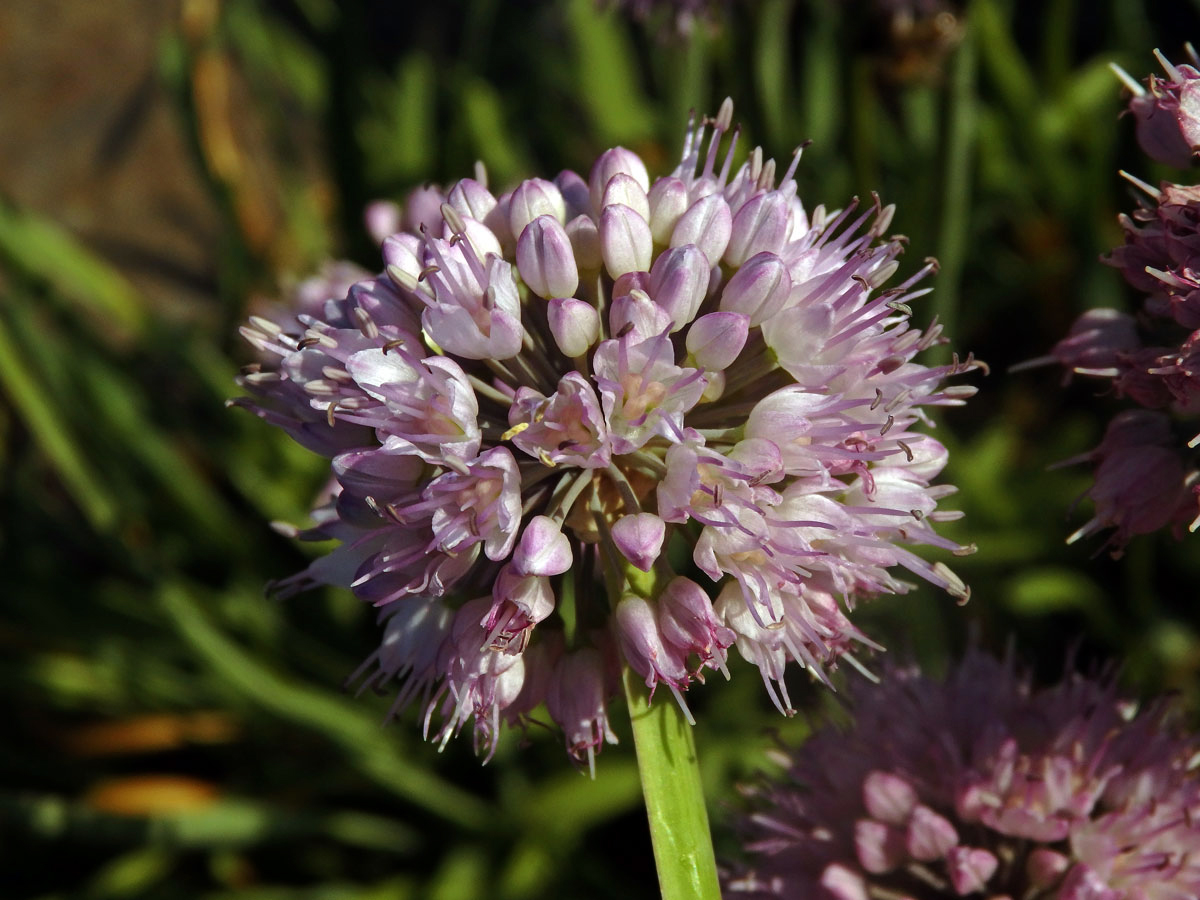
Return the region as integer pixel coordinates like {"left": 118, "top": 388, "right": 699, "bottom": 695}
{"left": 0, "top": 0, "right": 219, "bottom": 316}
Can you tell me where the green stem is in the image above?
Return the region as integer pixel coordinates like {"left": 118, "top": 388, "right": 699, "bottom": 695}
{"left": 623, "top": 669, "right": 721, "bottom": 900}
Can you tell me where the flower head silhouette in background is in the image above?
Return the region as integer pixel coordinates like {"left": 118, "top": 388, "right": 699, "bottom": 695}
{"left": 726, "top": 648, "right": 1200, "bottom": 899}
{"left": 1025, "top": 47, "right": 1200, "bottom": 553}
{"left": 234, "top": 100, "right": 978, "bottom": 769}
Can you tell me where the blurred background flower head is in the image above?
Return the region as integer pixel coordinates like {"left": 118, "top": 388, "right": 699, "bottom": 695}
{"left": 725, "top": 647, "right": 1200, "bottom": 899}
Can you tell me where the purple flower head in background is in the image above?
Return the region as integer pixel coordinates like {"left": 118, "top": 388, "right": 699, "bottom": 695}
{"left": 234, "top": 100, "right": 978, "bottom": 769}
{"left": 726, "top": 648, "right": 1200, "bottom": 900}
{"left": 1027, "top": 49, "right": 1200, "bottom": 552}
{"left": 1113, "top": 45, "right": 1200, "bottom": 169}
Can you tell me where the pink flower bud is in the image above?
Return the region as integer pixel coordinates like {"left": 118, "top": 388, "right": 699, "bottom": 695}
{"left": 516, "top": 215, "right": 579, "bottom": 299}
{"left": 649, "top": 244, "right": 710, "bottom": 330}
{"left": 656, "top": 576, "right": 734, "bottom": 673}
{"left": 718, "top": 251, "right": 792, "bottom": 325}
{"left": 601, "top": 204, "right": 653, "bottom": 278}
{"left": 670, "top": 193, "right": 733, "bottom": 266}
{"left": 611, "top": 270, "right": 650, "bottom": 301}
{"left": 854, "top": 819, "right": 905, "bottom": 874}
{"left": 906, "top": 804, "right": 958, "bottom": 861}
{"left": 615, "top": 594, "right": 689, "bottom": 691}
{"left": 401, "top": 184, "right": 445, "bottom": 235}
{"left": 723, "top": 191, "right": 790, "bottom": 266}
{"left": 946, "top": 846, "right": 998, "bottom": 895}
{"left": 446, "top": 178, "right": 498, "bottom": 224}
{"left": 611, "top": 512, "right": 666, "bottom": 572}
{"left": 686, "top": 312, "right": 749, "bottom": 371}
{"left": 554, "top": 168, "right": 592, "bottom": 220}
{"left": 509, "top": 177, "right": 566, "bottom": 236}
{"left": 647, "top": 176, "right": 689, "bottom": 244}
{"left": 565, "top": 214, "right": 602, "bottom": 271}
{"left": 548, "top": 297, "right": 601, "bottom": 357}
{"left": 513, "top": 515, "right": 574, "bottom": 576}
{"left": 818, "top": 863, "right": 870, "bottom": 900}
{"left": 862, "top": 771, "right": 918, "bottom": 825}
{"left": 589, "top": 147, "right": 650, "bottom": 212}
{"left": 602, "top": 172, "right": 651, "bottom": 222}
{"left": 608, "top": 290, "right": 672, "bottom": 344}
{"left": 382, "top": 233, "right": 422, "bottom": 281}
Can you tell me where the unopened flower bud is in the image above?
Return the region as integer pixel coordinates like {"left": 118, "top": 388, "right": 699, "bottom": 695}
{"left": 719, "top": 251, "right": 792, "bottom": 325}
{"left": 513, "top": 515, "right": 573, "bottom": 576}
{"left": 608, "top": 289, "right": 671, "bottom": 342}
{"left": 601, "top": 204, "right": 653, "bottom": 277}
{"left": 566, "top": 215, "right": 602, "bottom": 272}
{"left": 723, "top": 191, "right": 790, "bottom": 266}
{"left": 946, "top": 846, "right": 998, "bottom": 895}
{"left": 447, "top": 178, "right": 498, "bottom": 224}
{"left": 854, "top": 819, "right": 905, "bottom": 874}
{"left": 555, "top": 169, "right": 592, "bottom": 220}
{"left": 686, "top": 312, "right": 749, "bottom": 370}
{"left": 509, "top": 177, "right": 567, "bottom": 236}
{"left": 862, "top": 771, "right": 918, "bottom": 826}
{"left": 516, "top": 215, "right": 579, "bottom": 299}
{"left": 671, "top": 193, "right": 733, "bottom": 266}
{"left": 819, "top": 864, "right": 869, "bottom": 900}
{"left": 401, "top": 184, "right": 445, "bottom": 235}
{"left": 602, "top": 172, "right": 651, "bottom": 223}
{"left": 589, "top": 146, "right": 651, "bottom": 212}
{"left": 906, "top": 805, "right": 958, "bottom": 861}
{"left": 649, "top": 244, "right": 710, "bottom": 330}
{"left": 648, "top": 176, "right": 689, "bottom": 244}
{"left": 547, "top": 298, "right": 601, "bottom": 358}
{"left": 611, "top": 513, "right": 666, "bottom": 572}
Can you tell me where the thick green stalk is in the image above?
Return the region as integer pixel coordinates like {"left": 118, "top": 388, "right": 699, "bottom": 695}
{"left": 623, "top": 669, "right": 721, "bottom": 900}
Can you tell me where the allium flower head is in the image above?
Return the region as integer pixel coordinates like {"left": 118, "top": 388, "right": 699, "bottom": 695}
{"left": 235, "top": 100, "right": 978, "bottom": 768}
{"left": 726, "top": 649, "right": 1200, "bottom": 900}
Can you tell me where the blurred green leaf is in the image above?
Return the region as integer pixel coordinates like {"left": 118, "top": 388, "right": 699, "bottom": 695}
{"left": 754, "top": 0, "right": 793, "bottom": 150}
{"left": 1004, "top": 565, "right": 1104, "bottom": 615}
{"left": 86, "top": 848, "right": 173, "bottom": 899}
{"left": 358, "top": 54, "right": 438, "bottom": 185}
{"left": 224, "top": 0, "right": 328, "bottom": 112}
{"left": 566, "top": 0, "right": 656, "bottom": 144}
{"left": 0, "top": 309, "right": 119, "bottom": 531}
{"left": 461, "top": 78, "right": 532, "bottom": 186}
{"left": 0, "top": 201, "right": 147, "bottom": 344}
{"left": 3, "top": 794, "right": 417, "bottom": 854}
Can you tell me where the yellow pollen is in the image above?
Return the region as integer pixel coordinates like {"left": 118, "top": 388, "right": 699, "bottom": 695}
{"left": 502, "top": 422, "right": 531, "bottom": 441}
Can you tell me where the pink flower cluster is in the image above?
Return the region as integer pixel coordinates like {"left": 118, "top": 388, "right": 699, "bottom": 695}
{"left": 1036, "top": 49, "right": 1200, "bottom": 552}
{"left": 235, "top": 101, "right": 977, "bottom": 767}
{"left": 726, "top": 649, "right": 1200, "bottom": 900}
